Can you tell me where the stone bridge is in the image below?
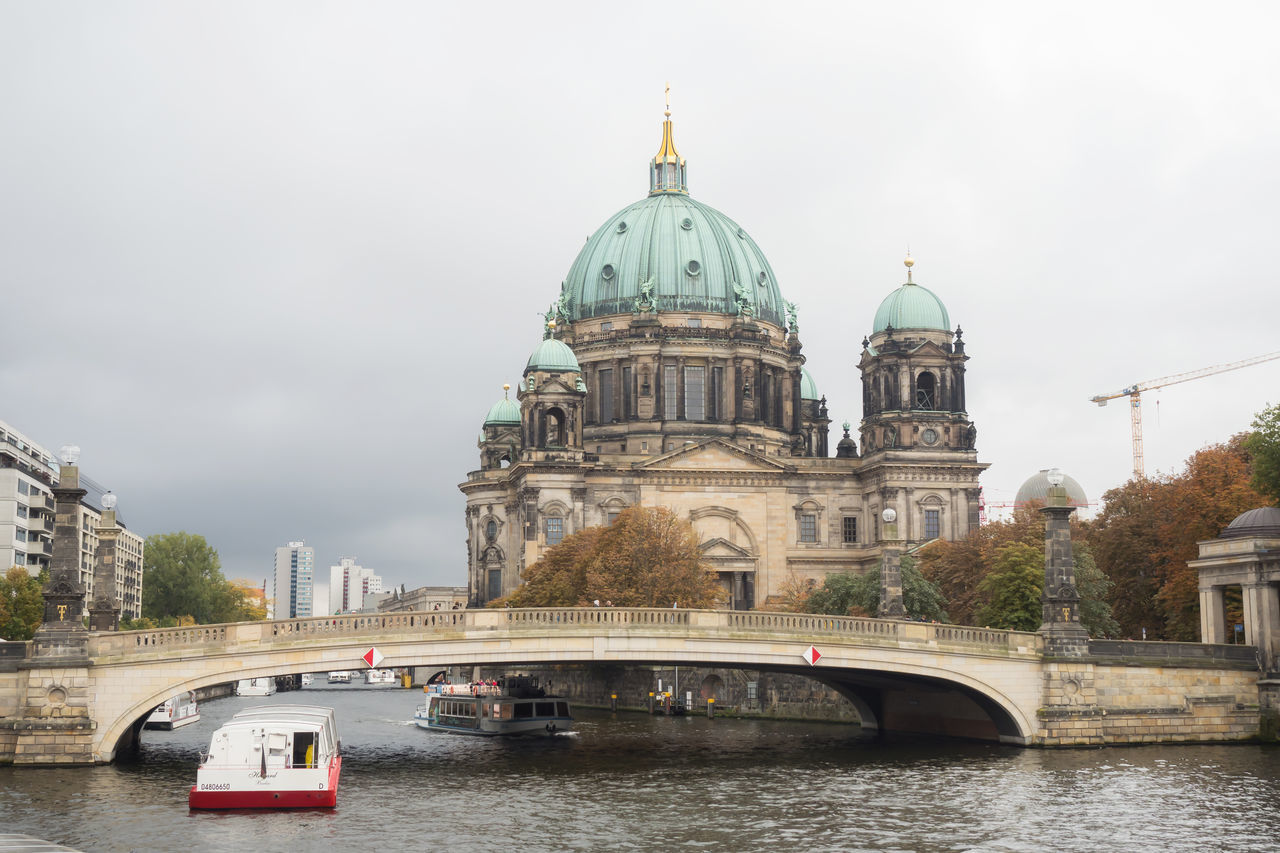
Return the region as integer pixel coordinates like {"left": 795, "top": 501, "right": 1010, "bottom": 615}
{"left": 0, "top": 607, "right": 1265, "bottom": 764}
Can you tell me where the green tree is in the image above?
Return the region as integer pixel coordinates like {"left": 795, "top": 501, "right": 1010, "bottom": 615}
{"left": 1246, "top": 402, "right": 1280, "bottom": 505}
{"left": 0, "top": 566, "right": 45, "bottom": 640}
{"left": 498, "top": 507, "right": 723, "bottom": 608}
{"left": 975, "top": 542, "right": 1043, "bottom": 631}
{"left": 804, "top": 557, "right": 948, "bottom": 622}
{"left": 142, "top": 532, "right": 255, "bottom": 624}
{"left": 1074, "top": 544, "right": 1120, "bottom": 638}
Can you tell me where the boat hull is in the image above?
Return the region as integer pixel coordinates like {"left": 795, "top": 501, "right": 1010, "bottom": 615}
{"left": 189, "top": 756, "right": 341, "bottom": 810}
{"left": 145, "top": 711, "right": 200, "bottom": 731}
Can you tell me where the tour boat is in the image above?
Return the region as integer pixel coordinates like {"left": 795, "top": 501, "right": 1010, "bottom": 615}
{"left": 235, "top": 677, "right": 277, "bottom": 697}
{"left": 189, "top": 705, "right": 342, "bottom": 809}
{"left": 327, "top": 671, "right": 352, "bottom": 684}
{"left": 363, "top": 668, "right": 396, "bottom": 686}
{"left": 301, "top": 674, "right": 314, "bottom": 687}
{"left": 145, "top": 691, "right": 200, "bottom": 730}
{"left": 413, "top": 675, "right": 572, "bottom": 736}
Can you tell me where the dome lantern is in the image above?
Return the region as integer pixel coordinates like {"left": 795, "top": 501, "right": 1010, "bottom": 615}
{"left": 649, "top": 85, "right": 688, "bottom": 196}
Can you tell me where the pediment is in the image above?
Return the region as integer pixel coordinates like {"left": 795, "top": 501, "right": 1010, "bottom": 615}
{"left": 907, "top": 340, "right": 951, "bottom": 358}
{"left": 633, "top": 438, "right": 793, "bottom": 473}
{"left": 534, "top": 378, "right": 577, "bottom": 395}
{"left": 698, "top": 537, "right": 753, "bottom": 558}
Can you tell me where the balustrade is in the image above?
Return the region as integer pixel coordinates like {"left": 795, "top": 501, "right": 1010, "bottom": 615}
{"left": 90, "top": 608, "right": 1032, "bottom": 658}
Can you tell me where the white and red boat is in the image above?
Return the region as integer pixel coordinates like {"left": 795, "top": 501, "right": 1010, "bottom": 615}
{"left": 145, "top": 691, "right": 200, "bottom": 730}
{"left": 189, "top": 705, "right": 341, "bottom": 809}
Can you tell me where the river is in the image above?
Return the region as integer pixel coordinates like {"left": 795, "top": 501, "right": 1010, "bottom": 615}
{"left": 1, "top": 685, "right": 1278, "bottom": 852}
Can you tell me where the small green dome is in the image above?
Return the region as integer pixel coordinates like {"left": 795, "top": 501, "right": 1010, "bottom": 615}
{"left": 872, "top": 282, "right": 951, "bottom": 334}
{"left": 484, "top": 397, "right": 521, "bottom": 426}
{"left": 525, "top": 337, "right": 580, "bottom": 373}
{"left": 800, "top": 367, "right": 820, "bottom": 401}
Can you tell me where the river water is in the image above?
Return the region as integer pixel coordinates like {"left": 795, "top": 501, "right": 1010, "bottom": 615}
{"left": 1, "top": 685, "right": 1278, "bottom": 852}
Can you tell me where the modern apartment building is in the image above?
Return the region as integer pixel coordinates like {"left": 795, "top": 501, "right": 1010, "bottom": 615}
{"left": 0, "top": 420, "right": 58, "bottom": 575}
{"left": 327, "top": 556, "right": 384, "bottom": 615}
{"left": 272, "top": 541, "right": 315, "bottom": 619}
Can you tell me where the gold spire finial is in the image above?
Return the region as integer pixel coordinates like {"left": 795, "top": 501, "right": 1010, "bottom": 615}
{"left": 503, "top": 383, "right": 511, "bottom": 397}
{"left": 904, "top": 249, "right": 914, "bottom": 283}
{"left": 665, "top": 81, "right": 671, "bottom": 118}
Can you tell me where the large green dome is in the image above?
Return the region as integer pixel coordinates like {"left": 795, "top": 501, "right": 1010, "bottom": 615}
{"left": 561, "top": 117, "right": 786, "bottom": 326}
{"left": 525, "top": 337, "right": 580, "bottom": 373}
{"left": 872, "top": 281, "right": 951, "bottom": 334}
{"left": 800, "top": 367, "right": 820, "bottom": 401}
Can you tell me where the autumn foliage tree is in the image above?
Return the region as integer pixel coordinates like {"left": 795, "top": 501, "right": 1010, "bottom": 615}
{"left": 0, "top": 566, "right": 45, "bottom": 640}
{"left": 497, "top": 506, "right": 723, "bottom": 608}
{"left": 1087, "top": 435, "right": 1265, "bottom": 640}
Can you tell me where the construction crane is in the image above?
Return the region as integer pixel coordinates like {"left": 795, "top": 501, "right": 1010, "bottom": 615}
{"left": 1091, "top": 351, "right": 1280, "bottom": 478}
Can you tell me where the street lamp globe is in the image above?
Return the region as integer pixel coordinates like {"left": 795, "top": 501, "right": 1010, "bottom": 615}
{"left": 101, "top": 491, "right": 117, "bottom": 510}
{"left": 58, "top": 444, "right": 81, "bottom": 465}
{"left": 1046, "top": 468, "right": 1065, "bottom": 487}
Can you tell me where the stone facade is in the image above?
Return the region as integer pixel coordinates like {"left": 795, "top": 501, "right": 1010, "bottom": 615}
{"left": 462, "top": 114, "right": 986, "bottom": 609}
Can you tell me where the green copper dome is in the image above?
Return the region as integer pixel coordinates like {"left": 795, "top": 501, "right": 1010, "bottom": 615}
{"left": 800, "top": 367, "right": 820, "bottom": 401}
{"left": 525, "top": 337, "right": 580, "bottom": 373}
{"left": 872, "top": 281, "right": 951, "bottom": 334}
{"left": 561, "top": 116, "right": 786, "bottom": 326}
{"left": 483, "top": 396, "right": 521, "bottom": 426}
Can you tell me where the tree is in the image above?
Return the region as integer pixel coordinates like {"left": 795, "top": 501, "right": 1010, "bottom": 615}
{"left": 1246, "top": 402, "right": 1280, "bottom": 505}
{"left": 142, "top": 532, "right": 257, "bottom": 624}
{"left": 0, "top": 566, "right": 45, "bottom": 640}
{"left": 916, "top": 505, "right": 1117, "bottom": 635}
{"left": 804, "top": 557, "right": 948, "bottom": 622}
{"left": 1087, "top": 435, "right": 1265, "bottom": 640}
{"left": 498, "top": 507, "right": 723, "bottom": 608}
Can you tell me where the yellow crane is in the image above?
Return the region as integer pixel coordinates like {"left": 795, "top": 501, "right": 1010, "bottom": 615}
{"left": 1090, "top": 351, "right": 1280, "bottom": 478}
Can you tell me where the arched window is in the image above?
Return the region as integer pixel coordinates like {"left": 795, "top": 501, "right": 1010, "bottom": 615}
{"left": 543, "top": 407, "right": 566, "bottom": 447}
{"left": 916, "top": 371, "right": 937, "bottom": 410}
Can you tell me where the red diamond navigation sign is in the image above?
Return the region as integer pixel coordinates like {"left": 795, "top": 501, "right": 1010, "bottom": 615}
{"left": 362, "top": 646, "right": 384, "bottom": 668}
{"left": 803, "top": 645, "right": 821, "bottom": 666}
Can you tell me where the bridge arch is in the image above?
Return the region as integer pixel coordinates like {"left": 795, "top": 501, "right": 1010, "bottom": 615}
{"left": 87, "top": 609, "right": 1045, "bottom": 761}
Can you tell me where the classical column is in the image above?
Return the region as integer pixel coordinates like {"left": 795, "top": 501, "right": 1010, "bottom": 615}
{"left": 88, "top": 495, "right": 122, "bottom": 632}
{"left": 32, "top": 450, "right": 90, "bottom": 662}
{"left": 878, "top": 508, "right": 905, "bottom": 618}
{"left": 1199, "top": 585, "right": 1227, "bottom": 644}
{"left": 1243, "top": 582, "right": 1279, "bottom": 671}
{"left": 1038, "top": 470, "right": 1089, "bottom": 657}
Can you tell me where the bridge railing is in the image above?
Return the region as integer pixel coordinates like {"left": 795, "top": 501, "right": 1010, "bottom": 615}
{"left": 90, "top": 607, "right": 1040, "bottom": 659}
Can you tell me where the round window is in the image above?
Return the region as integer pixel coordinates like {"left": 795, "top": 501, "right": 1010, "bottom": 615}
{"left": 686, "top": 260, "right": 701, "bottom": 276}
{"left": 922, "top": 428, "right": 939, "bottom": 446}
{"left": 601, "top": 264, "right": 615, "bottom": 280}
{"left": 616, "top": 221, "right": 628, "bottom": 233}
{"left": 680, "top": 217, "right": 693, "bottom": 230}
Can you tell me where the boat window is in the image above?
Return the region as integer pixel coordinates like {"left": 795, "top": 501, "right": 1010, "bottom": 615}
{"left": 514, "top": 702, "right": 533, "bottom": 719}
{"left": 293, "top": 731, "right": 316, "bottom": 768}
{"left": 556, "top": 702, "right": 569, "bottom": 717}
{"left": 492, "top": 702, "right": 513, "bottom": 720}
{"left": 536, "top": 702, "right": 556, "bottom": 717}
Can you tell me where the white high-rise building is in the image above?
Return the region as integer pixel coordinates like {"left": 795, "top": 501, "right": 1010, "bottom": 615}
{"left": 328, "top": 556, "right": 383, "bottom": 615}
{"left": 272, "top": 541, "right": 315, "bottom": 619}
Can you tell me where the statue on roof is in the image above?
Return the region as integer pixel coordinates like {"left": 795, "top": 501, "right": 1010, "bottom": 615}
{"left": 554, "top": 286, "right": 573, "bottom": 323}
{"left": 732, "top": 281, "right": 755, "bottom": 317}
{"left": 784, "top": 300, "right": 799, "bottom": 335}
{"left": 635, "top": 276, "right": 657, "bottom": 312}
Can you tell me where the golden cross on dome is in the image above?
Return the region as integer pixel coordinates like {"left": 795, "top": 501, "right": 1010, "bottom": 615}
{"left": 665, "top": 81, "right": 671, "bottom": 117}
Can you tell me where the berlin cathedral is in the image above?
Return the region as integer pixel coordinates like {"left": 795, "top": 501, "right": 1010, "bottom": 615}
{"left": 461, "top": 107, "right": 986, "bottom": 609}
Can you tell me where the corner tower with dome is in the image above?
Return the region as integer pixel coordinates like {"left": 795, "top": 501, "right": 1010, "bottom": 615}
{"left": 461, "top": 106, "right": 987, "bottom": 608}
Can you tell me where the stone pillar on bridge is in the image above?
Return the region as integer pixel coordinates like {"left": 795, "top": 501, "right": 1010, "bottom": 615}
{"left": 1038, "top": 470, "right": 1088, "bottom": 657}
{"left": 878, "top": 507, "right": 906, "bottom": 618}
{"left": 31, "top": 450, "right": 90, "bottom": 663}
{"left": 88, "top": 494, "right": 122, "bottom": 633}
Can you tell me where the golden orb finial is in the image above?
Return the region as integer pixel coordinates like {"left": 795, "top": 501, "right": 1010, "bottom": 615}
{"left": 904, "top": 250, "right": 914, "bottom": 283}
{"left": 503, "top": 383, "right": 511, "bottom": 396}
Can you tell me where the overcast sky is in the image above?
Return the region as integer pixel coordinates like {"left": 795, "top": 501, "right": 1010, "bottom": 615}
{"left": 3, "top": 3, "right": 1278, "bottom": 591}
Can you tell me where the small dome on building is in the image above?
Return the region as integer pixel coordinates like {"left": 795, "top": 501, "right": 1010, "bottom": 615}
{"left": 872, "top": 256, "right": 951, "bottom": 334}
{"left": 872, "top": 281, "right": 951, "bottom": 334}
{"left": 483, "top": 396, "right": 521, "bottom": 426}
{"left": 525, "top": 337, "right": 581, "bottom": 373}
{"left": 1015, "top": 469, "right": 1089, "bottom": 508}
{"left": 800, "top": 368, "right": 820, "bottom": 401}
{"left": 1221, "top": 506, "right": 1280, "bottom": 538}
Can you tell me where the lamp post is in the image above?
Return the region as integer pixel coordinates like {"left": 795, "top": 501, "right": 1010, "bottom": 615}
{"left": 878, "top": 507, "right": 906, "bottom": 618}
{"left": 89, "top": 491, "right": 122, "bottom": 632}
{"left": 32, "top": 444, "right": 90, "bottom": 662}
{"left": 1038, "top": 468, "right": 1089, "bottom": 656}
